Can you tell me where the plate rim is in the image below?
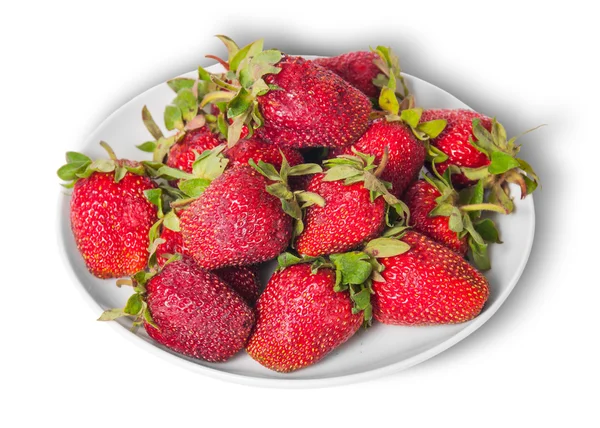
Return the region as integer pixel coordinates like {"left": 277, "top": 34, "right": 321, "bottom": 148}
{"left": 57, "top": 67, "right": 536, "bottom": 389}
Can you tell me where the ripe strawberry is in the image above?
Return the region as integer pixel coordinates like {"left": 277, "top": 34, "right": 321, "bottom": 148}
{"left": 179, "top": 165, "right": 293, "bottom": 269}
{"left": 421, "top": 109, "right": 540, "bottom": 212}
{"left": 100, "top": 258, "right": 255, "bottom": 362}
{"left": 58, "top": 142, "right": 157, "bottom": 279}
{"left": 372, "top": 231, "right": 490, "bottom": 325}
{"left": 312, "top": 47, "right": 409, "bottom": 101}
{"left": 166, "top": 126, "right": 223, "bottom": 173}
{"left": 295, "top": 151, "right": 408, "bottom": 257}
{"left": 402, "top": 167, "right": 504, "bottom": 269}
{"left": 224, "top": 137, "right": 304, "bottom": 170}
{"left": 246, "top": 263, "right": 362, "bottom": 372}
{"left": 421, "top": 109, "right": 492, "bottom": 186}
{"left": 202, "top": 37, "right": 371, "bottom": 149}
{"left": 330, "top": 118, "right": 426, "bottom": 197}
{"left": 155, "top": 226, "right": 189, "bottom": 266}
{"left": 213, "top": 265, "right": 261, "bottom": 306}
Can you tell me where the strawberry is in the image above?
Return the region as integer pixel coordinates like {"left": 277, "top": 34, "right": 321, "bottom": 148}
{"left": 312, "top": 46, "right": 409, "bottom": 102}
{"left": 213, "top": 265, "right": 261, "bottom": 306}
{"left": 422, "top": 109, "right": 541, "bottom": 212}
{"left": 403, "top": 166, "right": 504, "bottom": 269}
{"left": 201, "top": 36, "right": 371, "bottom": 149}
{"left": 247, "top": 239, "right": 409, "bottom": 372}
{"left": 421, "top": 109, "right": 492, "bottom": 186}
{"left": 165, "top": 127, "right": 223, "bottom": 173}
{"left": 371, "top": 231, "right": 490, "bottom": 325}
{"left": 295, "top": 150, "right": 408, "bottom": 257}
{"left": 224, "top": 137, "right": 304, "bottom": 170}
{"left": 154, "top": 227, "right": 260, "bottom": 305}
{"left": 246, "top": 262, "right": 362, "bottom": 372}
{"left": 100, "top": 258, "right": 255, "bottom": 362}
{"left": 58, "top": 142, "right": 157, "bottom": 279}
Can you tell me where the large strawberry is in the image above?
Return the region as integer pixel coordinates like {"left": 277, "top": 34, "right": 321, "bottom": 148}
{"left": 371, "top": 230, "right": 490, "bottom": 325}
{"left": 100, "top": 258, "right": 255, "bottom": 362}
{"left": 312, "top": 46, "right": 409, "bottom": 102}
{"left": 201, "top": 36, "right": 371, "bottom": 149}
{"left": 422, "top": 109, "right": 540, "bottom": 212}
{"left": 58, "top": 142, "right": 157, "bottom": 279}
{"left": 403, "top": 166, "right": 505, "bottom": 269}
{"left": 330, "top": 85, "right": 446, "bottom": 197}
{"left": 295, "top": 150, "right": 409, "bottom": 256}
{"left": 247, "top": 239, "right": 409, "bottom": 372}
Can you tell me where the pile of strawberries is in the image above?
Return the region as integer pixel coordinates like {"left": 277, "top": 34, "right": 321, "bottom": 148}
{"left": 58, "top": 36, "right": 539, "bottom": 373}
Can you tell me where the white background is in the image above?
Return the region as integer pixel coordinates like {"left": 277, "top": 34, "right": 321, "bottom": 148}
{"left": 1, "top": 1, "right": 598, "bottom": 426}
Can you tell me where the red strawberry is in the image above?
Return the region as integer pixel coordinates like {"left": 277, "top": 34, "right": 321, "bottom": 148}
{"left": 421, "top": 109, "right": 492, "bottom": 186}
{"left": 203, "top": 37, "right": 371, "bottom": 149}
{"left": 166, "top": 126, "right": 223, "bottom": 173}
{"left": 404, "top": 180, "right": 468, "bottom": 255}
{"left": 180, "top": 165, "right": 293, "bottom": 269}
{"left": 421, "top": 109, "right": 541, "bottom": 212}
{"left": 331, "top": 118, "right": 426, "bottom": 197}
{"left": 246, "top": 263, "right": 362, "bottom": 372}
{"left": 312, "top": 47, "right": 409, "bottom": 101}
{"left": 372, "top": 231, "right": 490, "bottom": 325}
{"left": 224, "top": 137, "right": 304, "bottom": 170}
{"left": 213, "top": 265, "right": 261, "bottom": 306}
{"left": 58, "top": 143, "right": 157, "bottom": 279}
{"left": 100, "top": 259, "right": 255, "bottom": 362}
{"left": 155, "top": 227, "right": 261, "bottom": 305}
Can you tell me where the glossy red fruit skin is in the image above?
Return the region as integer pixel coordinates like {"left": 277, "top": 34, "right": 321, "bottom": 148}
{"left": 256, "top": 56, "right": 371, "bottom": 149}
{"left": 295, "top": 174, "right": 386, "bottom": 256}
{"left": 224, "top": 137, "right": 304, "bottom": 170}
{"left": 70, "top": 170, "right": 157, "bottom": 278}
{"left": 372, "top": 231, "right": 489, "bottom": 325}
{"left": 144, "top": 259, "right": 255, "bottom": 362}
{"left": 330, "top": 118, "right": 425, "bottom": 198}
{"left": 421, "top": 109, "right": 492, "bottom": 187}
{"left": 213, "top": 265, "right": 261, "bottom": 306}
{"left": 180, "top": 165, "right": 292, "bottom": 270}
{"left": 403, "top": 180, "right": 468, "bottom": 255}
{"left": 166, "top": 127, "right": 223, "bottom": 173}
{"left": 155, "top": 227, "right": 189, "bottom": 266}
{"left": 246, "top": 264, "right": 362, "bottom": 372}
{"left": 313, "top": 51, "right": 381, "bottom": 98}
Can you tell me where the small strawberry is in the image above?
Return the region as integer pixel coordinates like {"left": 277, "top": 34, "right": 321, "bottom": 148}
{"left": 58, "top": 142, "right": 158, "bottom": 279}
{"left": 99, "top": 258, "right": 255, "bottom": 362}
{"left": 403, "top": 166, "right": 505, "bottom": 269}
{"left": 371, "top": 230, "right": 490, "bottom": 325}
{"left": 422, "top": 109, "right": 541, "bottom": 212}
{"left": 295, "top": 150, "right": 409, "bottom": 256}
{"left": 213, "top": 265, "right": 261, "bottom": 306}
{"left": 312, "top": 46, "right": 409, "bottom": 102}
{"left": 330, "top": 83, "right": 446, "bottom": 197}
{"left": 201, "top": 36, "right": 371, "bottom": 149}
{"left": 165, "top": 127, "right": 223, "bottom": 173}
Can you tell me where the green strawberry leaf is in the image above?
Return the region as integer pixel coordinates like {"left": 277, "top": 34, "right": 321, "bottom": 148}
{"left": 266, "top": 182, "right": 294, "bottom": 200}
{"left": 66, "top": 152, "right": 92, "bottom": 164}
{"left": 323, "top": 165, "right": 361, "bottom": 182}
{"left": 124, "top": 293, "right": 143, "bottom": 316}
{"left": 248, "top": 159, "right": 282, "bottom": 182}
{"left": 288, "top": 164, "right": 323, "bottom": 176}
{"left": 329, "top": 252, "right": 373, "bottom": 286}
{"left": 167, "top": 78, "right": 196, "bottom": 93}
{"left": 488, "top": 151, "right": 521, "bottom": 175}
{"left": 98, "top": 308, "right": 128, "bottom": 321}
{"left": 178, "top": 178, "right": 211, "bottom": 198}
{"left": 163, "top": 210, "right": 180, "bottom": 232}
{"left": 142, "top": 105, "right": 164, "bottom": 140}
{"left": 417, "top": 119, "right": 447, "bottom": 139}
{"left": 164, "top": 105, "right": 184, "bottom": 131}
{"left": 136, "top": 141, "right": 157, "bottom": 153}
{"left": 474, "top": 218, "right": 501, "bottom": 243}
{"left": 429, "top": 202, "right": 454, "bottom": 218}
{"left": 469, "top": 238, "right": 491, "bottom": 271}
{"left": 363, "top": 237, "right": 410, "bottom": 258}
{"left": 295, "top": 191, "right": 325, "bottom": 208}
{"left": 378, "top": 86, "right": 399, "bottom": 116}
{"left": 229, "top": 39, "right": 264, "bottom": 72}
{"left": 400, "top": 108, "right": 423, "bottom": 129}
{"left": 448, "top": 207, "right": 464, "bottom": 233}
{"left": 173, "top": 88, "right": 198, "bottom": 122}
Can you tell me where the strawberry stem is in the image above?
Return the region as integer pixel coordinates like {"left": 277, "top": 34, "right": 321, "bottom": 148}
{"left": 373, "top": 146, "right": 390, "bottom": 178}
{"left": 461, "top": 203, "right": 507, "bottom": 214}
{"left": 205, "top": 54, "right": 230, "bottom": 71}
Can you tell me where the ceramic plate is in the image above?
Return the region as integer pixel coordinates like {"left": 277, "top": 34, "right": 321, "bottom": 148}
{"left": 58, "top": 59, "right": 535, "bottom": 388}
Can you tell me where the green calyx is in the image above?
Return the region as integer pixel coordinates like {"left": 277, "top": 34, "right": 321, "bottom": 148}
{"left": 97, "top": 254, "right": 181, "bottom": 331}
{"left": 371, "top": 45, "right": 410, "bottom": 102}
{"left": 57, "top": 141, "right": 147, "bottom": 188}
{"left": 199, "top": 36, "right": 284, "bottom": 147}
{"left": 424, "top": 165, "right": 504, "bottom": 270}
{"left": 250, "top": 155, "right": 324, "bottom": 241}
{"left": 322, "top": 148, "right": 410, "bottom": 226}
{"left": 278, "top": 235, "right": 410, "bottom": 327}
{"left": 460, "top": 118, "right": 542, "bottom": 212}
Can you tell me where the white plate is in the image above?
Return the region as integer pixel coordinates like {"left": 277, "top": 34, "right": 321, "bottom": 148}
{"left": 58, "top": 59, "right": 535, "bottom": 388}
